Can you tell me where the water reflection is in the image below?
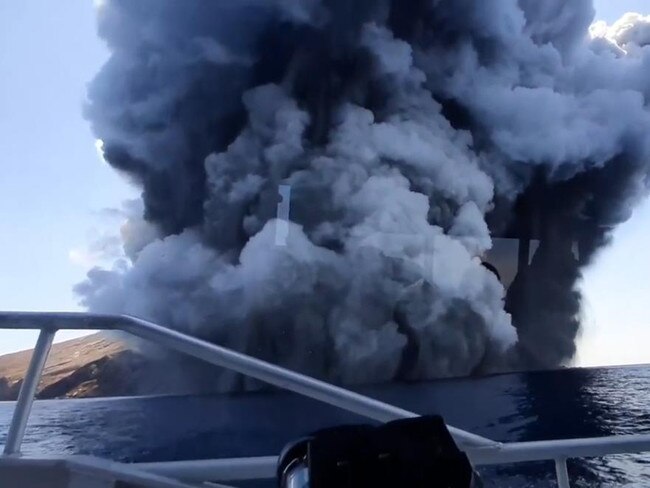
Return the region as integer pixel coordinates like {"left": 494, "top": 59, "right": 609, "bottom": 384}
{"left": 488, "top": 367, "right": 650, "bottom": 487}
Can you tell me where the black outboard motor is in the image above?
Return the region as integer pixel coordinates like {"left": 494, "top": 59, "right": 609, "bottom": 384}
{"left": 277, "top": 416, "right": 482, "bottom": 488}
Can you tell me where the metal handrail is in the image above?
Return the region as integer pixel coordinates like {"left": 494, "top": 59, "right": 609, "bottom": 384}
{"left": 134, "top": 430, "right": 650, "bottom": 480}
{"left": 1, "top": 311, "right": 650, "bottom": 488}
{"left": 0, "top": 312, "right": 493, "bottom": 449}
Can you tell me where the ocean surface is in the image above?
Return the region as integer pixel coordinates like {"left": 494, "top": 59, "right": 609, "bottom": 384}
{"left": 1, "top": 365, "right": 650, "bottom": 487}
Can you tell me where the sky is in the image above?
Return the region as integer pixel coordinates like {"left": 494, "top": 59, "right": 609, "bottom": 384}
{"left": 0, "top": 1, "right": 648, "bottom": 365}
{"left": 0, "top": 1, "right": 135, "bottom": 353}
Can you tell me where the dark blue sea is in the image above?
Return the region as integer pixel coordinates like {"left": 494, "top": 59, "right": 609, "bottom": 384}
{"left": 2, "top": 365, "right": 650, "bottom": 487}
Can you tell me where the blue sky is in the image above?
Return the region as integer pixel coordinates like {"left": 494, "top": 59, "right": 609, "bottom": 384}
{"left": 0, "top": 1, "right": 134, "bottom": 353}
{"left": 0, "top": 1, "right": 647, "bottom": 363}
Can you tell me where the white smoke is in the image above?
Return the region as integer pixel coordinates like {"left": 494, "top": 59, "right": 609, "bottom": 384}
{"left": 591, "top": 13, "right": 650, "bottom": 53}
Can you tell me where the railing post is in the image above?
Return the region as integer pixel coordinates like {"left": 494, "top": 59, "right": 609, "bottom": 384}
{"left": 555, "top": 457, "right": 570, "bottom": 488}
{"left": 3, "top": 328, "right": 56, "bottom": 456}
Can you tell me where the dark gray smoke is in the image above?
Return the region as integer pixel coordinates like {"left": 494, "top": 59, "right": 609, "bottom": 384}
{"left": 77, "top": 0, "right": 650, "bottom": 386}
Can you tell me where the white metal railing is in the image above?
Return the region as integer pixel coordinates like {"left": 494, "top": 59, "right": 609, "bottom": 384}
{"left": 1, "top": 312, "right": 650, "bottom": 488}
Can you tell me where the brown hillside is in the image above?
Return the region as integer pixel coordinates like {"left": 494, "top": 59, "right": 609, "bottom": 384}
{"left": 0, "top": 333, "right": 126, "bottom": 400}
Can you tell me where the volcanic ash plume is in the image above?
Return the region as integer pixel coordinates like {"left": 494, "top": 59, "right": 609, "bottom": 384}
{"left": 77, "top": 0, "right": 650, "bottom": 386}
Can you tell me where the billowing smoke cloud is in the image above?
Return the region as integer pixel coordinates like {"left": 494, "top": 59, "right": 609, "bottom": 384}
{"left": 77, "top": 0, "right": 650, "bottom": 387}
